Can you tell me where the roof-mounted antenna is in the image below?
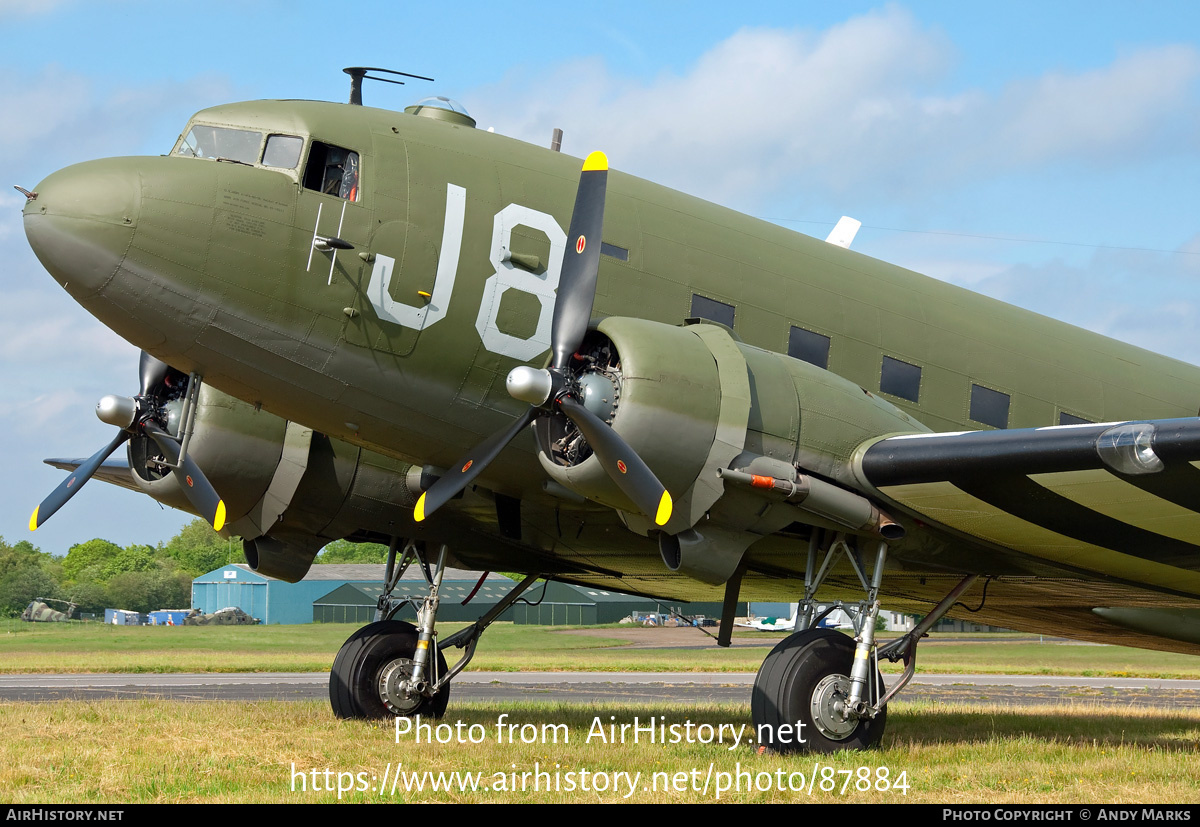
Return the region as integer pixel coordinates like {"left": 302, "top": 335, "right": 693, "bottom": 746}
{"left": 343, "top": 67, "right": 435, "bottom": 106}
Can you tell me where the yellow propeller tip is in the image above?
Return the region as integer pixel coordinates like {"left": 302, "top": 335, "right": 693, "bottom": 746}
{"left": 654, "top": 491, "right": 673, "bottom": 526}
{"left": 212, "top": 501, "right": 226, "bottom": 533}
{"left": 29, "top": 507, "right": 39, "bottom": 532}
{"left": 414, "top": 493, "right": 427, "bottom": 522}
{"left": 582, "top": 151, "right": 608, "bottom": 172}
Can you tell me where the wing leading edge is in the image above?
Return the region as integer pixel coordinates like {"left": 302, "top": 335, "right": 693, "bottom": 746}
{"left": 44, "top": 457, "right": 140, "bottom": 494}
{"left": 852, "top": 418, "right": 1200, "bottom": 595}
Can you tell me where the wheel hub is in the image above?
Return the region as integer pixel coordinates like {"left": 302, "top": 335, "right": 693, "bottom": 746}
{"left": 378, "top": 657, "right": 426, "bottom": 715}
{"left": 810, "top": 673, "right": 857, "bottom": 740}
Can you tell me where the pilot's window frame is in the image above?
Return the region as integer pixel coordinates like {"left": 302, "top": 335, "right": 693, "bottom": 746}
{"left": 970, "top": 383, "right": 1011, "bottom": 429}
{"left": 787, "top": 326, "right": 831, "bottom": 370}
{"left": 303, "top": 140, "right": 361, "bottom": 202}
{"left": 262, "top": 134, "right": 304, "bottom": 169}
{"left": 879, "top": 355, "right": 921, "bottom": 403}
{"left": 689, "top": 294, "right": 735, "bottom": 329}
{"left": 174, "top": 124, "right": 264, "bottom": 165}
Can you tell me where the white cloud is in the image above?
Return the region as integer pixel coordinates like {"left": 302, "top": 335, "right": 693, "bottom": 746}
{"left": 0, "top": 0, "right": 71, "bottom": 16}
{"left": 0, "top": 66, "right": 231, "bottom": 182}
{"left": 467, "top": 9, "right": 1200, "bottom": 209}
{"left": 943, "top": 235, "right": 1200, "bottom": 364}
{"left": 0, "top": 65, "right": 230, "bottom": 438}
{"left": 991, "top": 46, "right": 1200, "bottom": 165}
{"left": 0, "top": 287, "right": 135, "bottom": 363}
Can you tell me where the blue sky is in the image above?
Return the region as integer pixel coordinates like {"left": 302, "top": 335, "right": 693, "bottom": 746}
{"left": 3, "top": 0, "right": 1199, "bottom": 556}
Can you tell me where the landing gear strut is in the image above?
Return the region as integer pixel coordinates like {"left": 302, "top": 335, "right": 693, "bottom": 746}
{"left": 329, "top": 538, "right": 541, "bottom": 720}
{"left": 751, "top": 531, "right": 978, "bottom": 753}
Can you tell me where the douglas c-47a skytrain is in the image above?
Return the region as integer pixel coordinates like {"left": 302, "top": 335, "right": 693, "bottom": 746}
{"left": 22, "top": 67, "right": 1200, "bottom": 752}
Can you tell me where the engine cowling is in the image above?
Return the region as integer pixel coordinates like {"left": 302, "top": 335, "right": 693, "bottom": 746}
{"left": 535, "top": 316, "right": 926, "bottom": 583}
{"left": 127, "top": 382, "right": 419, "bottom": 582}
{"left": 535, "top": 316, "right": 727, "bottom": 529}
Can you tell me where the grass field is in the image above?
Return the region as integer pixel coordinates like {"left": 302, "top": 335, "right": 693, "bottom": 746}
{"left": 4, "top": 620, "right": 1200, "bottom": 803}
{"left": 2, "top": 698, "right": 1198, "bottom": 803}
{"left": 3, "top": 619, "right": 1200, "bottom": 678}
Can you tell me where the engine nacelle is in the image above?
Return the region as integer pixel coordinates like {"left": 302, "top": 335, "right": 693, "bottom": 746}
{"left": 536, "top": 316, "right": 727, "bottom": 528}
{"left": 536, "top": 316, "right": 925, "bottom": 584}
{"left": 128, "top": 382, "right": 286, "bottom": 519}
{"left": 128, "top": 384, "right": 419, "bottom": 582}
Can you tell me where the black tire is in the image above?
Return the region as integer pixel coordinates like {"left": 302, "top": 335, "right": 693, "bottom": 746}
{"left": 751, "top": 628, "right": 887, "bottom": 754}
{"left": 329, "top": 620, "right": 450, "bottom": 719}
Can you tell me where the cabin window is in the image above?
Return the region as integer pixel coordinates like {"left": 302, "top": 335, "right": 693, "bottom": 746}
{"left": 690, "top": 294, "right": 735, "bottom": 328}
{"left": 880, "top": 356, "right": 921, "bottom": 402}
{"left": 262, "top": 135, "right": 304, "bottom": 169}
{"left": 970, "top": 384, "right": 1010, "bottom": 429}
{"left": 788, "top": 326, "right": 830, "bottom": 369}
{"left": 175, "top": 125, "right": 262, "bottom": 164}
{"left": 303, "top": 141, "right": 360, "bottom": 201}
{"left": 1058, "top": 412, "right": 1092, "bottom": 426}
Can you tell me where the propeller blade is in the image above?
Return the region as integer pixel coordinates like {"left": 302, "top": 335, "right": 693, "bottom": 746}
{"left": 142, "top": 421, "right": 226, "bottom": 531}
{"left": 138, "top": 351, "right": 171, "bottom": 397}
{"left": 558, "top": 396, "right": 672, "bottom": 526}
{"left": 550, "top": 151, "right": 608, "bottom": 372}
{"left": 30, "top": 430, "right": 130, "bottom": 530}
{"left": 414, "top": 407, "right": 540, "bottom": 522}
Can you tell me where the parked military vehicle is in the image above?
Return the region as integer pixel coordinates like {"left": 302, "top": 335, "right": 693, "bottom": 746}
{"left": 182, "top": 607, "right": 259, "bottom": 626}
{"left": 21, "top": 598, "right": 77, "bottom": 622}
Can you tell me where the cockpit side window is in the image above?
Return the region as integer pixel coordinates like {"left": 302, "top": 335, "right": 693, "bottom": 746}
{"left": 262, "top": 135, "right": 304, "bottom": 169}
{"left": 303, "top": 141, "right": 360, "bottom": 201}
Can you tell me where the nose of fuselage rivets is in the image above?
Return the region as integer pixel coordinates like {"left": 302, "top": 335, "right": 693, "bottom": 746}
{"left": 23, "top": 158, "right": 140, "bottom": 299}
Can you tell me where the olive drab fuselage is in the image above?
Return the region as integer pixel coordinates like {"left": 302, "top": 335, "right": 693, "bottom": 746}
{"left": 23, "top": 97, "right": 1200, "bottom": 653}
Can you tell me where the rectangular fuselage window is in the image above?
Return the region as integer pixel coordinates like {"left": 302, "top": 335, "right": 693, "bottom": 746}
{"left": 303, "top": 141, "right": 360, "bottom": 201}
{"left": 788, "top": 326, "right": 831, "bottom": 369}
{"left": 880, "top": 356, "right": 921, "bottom": 402}
{"left": 970, "top": 384, "right": 1011, "bottom": 429}
{"left": 1058, "top": 412, "right": 1092, "bottom": 425}
{"left": 690, "top": 294, "right": 735, "bottom": 328}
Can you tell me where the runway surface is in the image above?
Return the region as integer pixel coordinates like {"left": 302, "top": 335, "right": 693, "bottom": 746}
{"left": 3, "top": 672, "right": 1200, "bottom": 708}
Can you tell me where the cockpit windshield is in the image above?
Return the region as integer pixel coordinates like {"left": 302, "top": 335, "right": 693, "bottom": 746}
{"left": 175, "top": 125, "right": 262, "bottom": 164}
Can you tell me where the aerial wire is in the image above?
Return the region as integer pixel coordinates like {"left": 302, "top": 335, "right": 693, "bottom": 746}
{"left": 763, "top": 218, "right": 1200, "bottom": 256}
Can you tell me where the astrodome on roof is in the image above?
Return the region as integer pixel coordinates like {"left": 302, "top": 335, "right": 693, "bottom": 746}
{"left": 412, "top": 96, "right": 471, "bottom": 117}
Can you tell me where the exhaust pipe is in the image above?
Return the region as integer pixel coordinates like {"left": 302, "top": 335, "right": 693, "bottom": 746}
{"left": 718, "top": 468, "right": 905, "bottom": 540}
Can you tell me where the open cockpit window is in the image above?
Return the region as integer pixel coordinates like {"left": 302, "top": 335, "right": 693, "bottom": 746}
{"left": 303, "top": 141, "right": 360, "bottom": 201}
{"left": 175, "top": 125, "right": 262, "bottom": 164}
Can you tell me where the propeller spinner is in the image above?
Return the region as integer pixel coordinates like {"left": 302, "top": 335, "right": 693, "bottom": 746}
{"left": 415, "top": 152, "right": 673, "bottom": 526}
{"left": 30, "top": 352, "right": 226, "bottom": 532}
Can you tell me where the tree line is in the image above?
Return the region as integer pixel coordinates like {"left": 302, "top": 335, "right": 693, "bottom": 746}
{"left": 0, "top": 521, "right": 389, "bottom": 617}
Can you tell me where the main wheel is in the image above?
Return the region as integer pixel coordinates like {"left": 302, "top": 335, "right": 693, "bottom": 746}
{"left": 751, "top": 628, "right": 887, "bottom": 753}
{"left": 329, "top": 620, "right": 450, "bottom": 719}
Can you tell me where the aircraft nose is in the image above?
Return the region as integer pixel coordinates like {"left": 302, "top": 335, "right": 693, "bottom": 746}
{"left": 22, "top": 158, "right": 139, "bottom": 299}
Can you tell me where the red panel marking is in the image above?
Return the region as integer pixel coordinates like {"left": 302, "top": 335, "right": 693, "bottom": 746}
{"left": 186, "top": 475, "right": 194, "bottom": 488}
{"left": 67, "top": 478, "right": 75, "bottom": 488}
{"left": 462, "top": 460, "right": 474, "bottom": 473}
{"left": 617, "top": 460, "right": 627, "bottom": 474}
{"left": 576, "top": 235, "right": 586, "bottom": 254}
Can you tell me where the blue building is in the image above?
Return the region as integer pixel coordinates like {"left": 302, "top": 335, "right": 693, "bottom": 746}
{"left": 148, "top": 609, "right": 191, "bottom": 626}
{"left": 192, "top": 564, "right": 505, "bottom": 625}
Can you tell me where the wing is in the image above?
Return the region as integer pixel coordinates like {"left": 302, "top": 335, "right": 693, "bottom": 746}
{"left": 849, "top": 417, "right": 1200, "bottom": 645}
{"left": 44, "top": 456, "right": 141, "bottom": 494}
